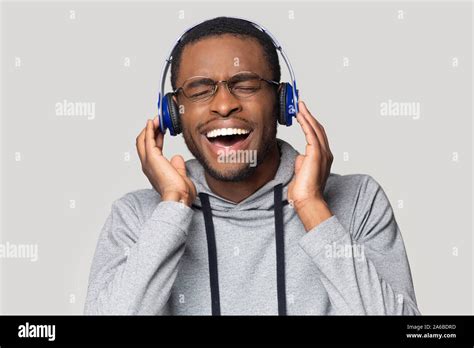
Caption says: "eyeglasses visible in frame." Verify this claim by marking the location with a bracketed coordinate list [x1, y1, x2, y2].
[173, 71, 279, 102]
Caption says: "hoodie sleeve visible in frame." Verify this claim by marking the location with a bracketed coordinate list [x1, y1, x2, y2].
[298, 175, 420, 315]
[84, 196, 194, 315]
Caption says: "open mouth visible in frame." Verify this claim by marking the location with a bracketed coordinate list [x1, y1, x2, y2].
[205, 128, 252, 148]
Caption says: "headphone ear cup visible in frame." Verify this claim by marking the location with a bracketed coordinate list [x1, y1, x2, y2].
[278, 83, 288, 126]
[165, 93, 181, 135]
[278, 83, 296, 127]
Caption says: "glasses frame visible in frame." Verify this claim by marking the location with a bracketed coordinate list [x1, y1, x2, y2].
[172, 71, 280, 102]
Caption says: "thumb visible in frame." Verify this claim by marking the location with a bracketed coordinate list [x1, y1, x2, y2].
[170, 155, 187, 177]
[294, 154, 304, 174]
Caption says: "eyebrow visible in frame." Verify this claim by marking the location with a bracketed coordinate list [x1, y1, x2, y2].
[187, 78, 215, 88]
[229, 72, 257, 82]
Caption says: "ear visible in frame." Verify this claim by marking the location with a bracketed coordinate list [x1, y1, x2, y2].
[277, 83, 283, 94]
[172, 94, 182, 114]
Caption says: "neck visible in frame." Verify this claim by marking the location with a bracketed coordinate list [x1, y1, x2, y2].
[204, 142, 281, 204]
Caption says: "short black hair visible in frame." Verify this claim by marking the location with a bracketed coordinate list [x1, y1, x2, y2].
[170, 17, 281, 90]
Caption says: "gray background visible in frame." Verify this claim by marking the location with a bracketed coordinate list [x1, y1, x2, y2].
[0, 0, 472, 314]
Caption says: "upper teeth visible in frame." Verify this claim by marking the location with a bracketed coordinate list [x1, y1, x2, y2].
[206, 128, 250, 138]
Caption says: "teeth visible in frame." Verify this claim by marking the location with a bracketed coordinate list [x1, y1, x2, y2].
[206, 128, 251, 138]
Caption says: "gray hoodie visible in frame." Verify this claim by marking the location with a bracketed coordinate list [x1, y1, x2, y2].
[84, 138, 420, 315]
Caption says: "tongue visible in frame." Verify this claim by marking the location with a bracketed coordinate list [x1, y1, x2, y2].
[212, 134, 248, 147]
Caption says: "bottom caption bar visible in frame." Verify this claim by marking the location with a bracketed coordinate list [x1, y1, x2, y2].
[0, 315, 473, 346]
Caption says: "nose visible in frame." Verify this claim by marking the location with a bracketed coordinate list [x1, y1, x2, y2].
[209, 81, 242, 117]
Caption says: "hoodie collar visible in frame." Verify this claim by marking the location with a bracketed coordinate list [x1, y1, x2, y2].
[186, 138, 298, 211]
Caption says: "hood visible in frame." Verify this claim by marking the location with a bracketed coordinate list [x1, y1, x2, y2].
[185, 138, 299, 212]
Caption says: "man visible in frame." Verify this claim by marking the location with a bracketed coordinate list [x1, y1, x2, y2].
[84, 17, 420, 315]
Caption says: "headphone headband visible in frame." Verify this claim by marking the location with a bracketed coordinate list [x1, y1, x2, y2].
[158, 17, 299, 134]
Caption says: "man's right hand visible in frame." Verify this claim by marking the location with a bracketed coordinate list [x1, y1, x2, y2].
[136, 117, 197, 207]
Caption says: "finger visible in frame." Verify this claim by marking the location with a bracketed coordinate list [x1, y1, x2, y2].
[317, 121, 330, 151]
[296, 111, 321, 157]
[315, 120, 332, 159]
[153, 116, 164, 150]
[136, 127, 147, 163]
[298, 101, 327, 150]
[300, 103, 332, 182]
[296, 111, 318, 146]
[299, 102, 333, 187]
[315, 119, 333, 163]
[170, 155, 187, 177]
[145, 119, 162, 156]
[299, 101, 329, 155]
[313, 120, 333, 166]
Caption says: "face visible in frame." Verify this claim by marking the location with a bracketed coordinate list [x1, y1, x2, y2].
[174, 34, 279, 182]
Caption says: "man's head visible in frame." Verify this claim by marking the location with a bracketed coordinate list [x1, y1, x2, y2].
[170, 17, 282, 182]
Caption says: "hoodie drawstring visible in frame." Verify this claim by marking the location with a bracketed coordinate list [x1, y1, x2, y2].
[199, 192, 221, 315]
[198, 183, 287, 316]
[273, 183, 287, 315]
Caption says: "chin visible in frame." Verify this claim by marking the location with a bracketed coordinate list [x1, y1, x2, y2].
[205, 161, 258, 182]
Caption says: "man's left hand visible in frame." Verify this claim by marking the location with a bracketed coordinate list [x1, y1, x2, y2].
[288, 100, 334, 231]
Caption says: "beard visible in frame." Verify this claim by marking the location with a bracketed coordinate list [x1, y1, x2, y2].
[183, 118, 278, 182]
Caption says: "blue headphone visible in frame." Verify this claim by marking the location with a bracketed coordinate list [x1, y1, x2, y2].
[157, 17, 299, 136]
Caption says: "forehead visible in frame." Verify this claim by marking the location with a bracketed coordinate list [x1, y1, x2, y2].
[176, 34, 272, 83]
